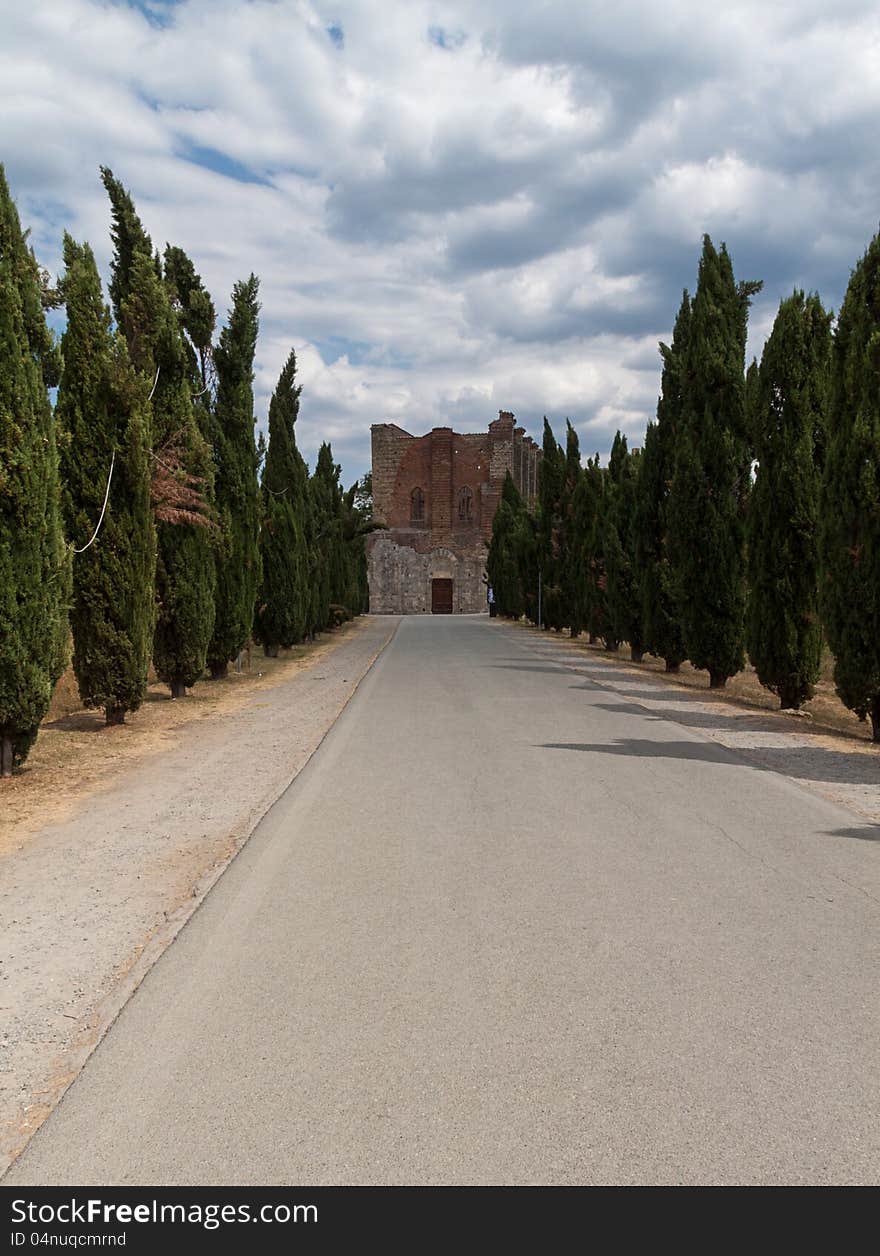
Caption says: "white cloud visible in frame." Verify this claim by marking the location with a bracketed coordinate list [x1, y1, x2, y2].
[1, 0, 878, 478]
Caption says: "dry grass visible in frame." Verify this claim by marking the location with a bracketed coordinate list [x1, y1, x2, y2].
[511, 622, 876, 745]
[0, 622, 364, 853]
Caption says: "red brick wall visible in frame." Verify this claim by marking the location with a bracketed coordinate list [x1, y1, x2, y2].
[368, 413, 540, 613]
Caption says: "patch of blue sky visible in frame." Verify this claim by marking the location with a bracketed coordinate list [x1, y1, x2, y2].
[427, 26, 466, 50]
[327, 23, 344, 49]
[314, 336, 412, 370]
[123, 0, 180, 29]
[176, 140, 272, 187]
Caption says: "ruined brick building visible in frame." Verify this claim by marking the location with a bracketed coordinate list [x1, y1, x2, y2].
[366, 411, 540, 614]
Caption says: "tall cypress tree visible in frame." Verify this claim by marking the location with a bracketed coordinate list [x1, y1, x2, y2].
[748, 292, 831, 710]
[312, 442, 349, 626]
[819, 232, 880, 739]
[667, 236, 761, 687]
[0, 168, 68, 775]
[568, 451, 596, 639]
[339, 482, 369, 618]
[487, 472, 526, 619]
[559, 420, 583, 635]
[536, 417, 565, 629]
[604, 433, 644, 659]
[57, 235, 156, 725]
[255, 350, 310, 655]
[207, 276, 261, 677]
[634, 292, 689, 671]
[101, 168, 216, 697]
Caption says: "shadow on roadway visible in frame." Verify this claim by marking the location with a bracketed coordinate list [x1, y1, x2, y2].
[539, 738, 880, 788]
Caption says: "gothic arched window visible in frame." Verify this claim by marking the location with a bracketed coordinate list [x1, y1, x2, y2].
[410, 486, 425, 522]
[457, 485, 473, 521]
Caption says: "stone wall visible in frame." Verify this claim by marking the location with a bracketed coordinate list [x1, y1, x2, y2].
[368, 412, 539, 614]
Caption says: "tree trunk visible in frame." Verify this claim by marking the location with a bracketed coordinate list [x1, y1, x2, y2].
[708, 669, 728, 689]
[588, 633, 597, 644]
[1, 734, 12, 778]
[779, 687, 800, 712]
[209, 661, 228, 680]
[630, 647, 644, 663]
[871, 695, 880, 744]
[665, 660, 681, 674]
[170, 678, 187, 699]
[264, 644, 279, 659]
[605, 639, 619, 653]
[105, 704, 126, 726]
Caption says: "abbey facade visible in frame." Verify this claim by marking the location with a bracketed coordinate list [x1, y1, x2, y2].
[366, 411, 540, 614]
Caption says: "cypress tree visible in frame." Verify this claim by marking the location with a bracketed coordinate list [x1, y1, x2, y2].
[101, 168, 216, 697]
[312, 442, 349, 626]
[568, 451, 596, 639]
[536, 417, 565, 629]
[254, 350, 309, 655]
[57, 235, 156, 725]
[0, 168, 68, 774]
[634, 292, 689, 671]
[667, 236, 761, 687]
[206, 276, 261, 678]
[163, 245, 216, 389]
[487, 472, 526, 618]
[819, 232, 880, 739]
[559, 420, 583, 635]
[339, 482, 369, 618]
[579, 457, 607, 643]
[604, 433, 644, 660]
[747, 292, 830, 710]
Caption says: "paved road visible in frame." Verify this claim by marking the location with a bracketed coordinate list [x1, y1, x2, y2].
[6, 616, 880, 1184]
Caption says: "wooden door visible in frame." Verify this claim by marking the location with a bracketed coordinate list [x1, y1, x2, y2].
[431, 578, 453, 614]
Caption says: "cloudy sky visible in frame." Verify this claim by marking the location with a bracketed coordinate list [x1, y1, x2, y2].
[2, 0, 878, 483]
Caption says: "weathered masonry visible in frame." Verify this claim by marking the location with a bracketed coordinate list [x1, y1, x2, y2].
[367, 411, 540, 614]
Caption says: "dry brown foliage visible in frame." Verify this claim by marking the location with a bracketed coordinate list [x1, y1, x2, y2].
[150, 430, 216, 529]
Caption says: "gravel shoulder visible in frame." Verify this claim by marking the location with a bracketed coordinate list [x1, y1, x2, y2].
[0, 615, 399, 1172]
[506, 621, 880, 828]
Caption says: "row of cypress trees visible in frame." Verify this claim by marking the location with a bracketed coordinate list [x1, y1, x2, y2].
[0, 166, 368, 776]
[488, 231, 880, 740]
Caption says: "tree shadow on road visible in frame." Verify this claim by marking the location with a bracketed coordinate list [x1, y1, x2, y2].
[539, 738, 880, 788]
[588, 699, 790, 735]
[493, 662, 574, 674]
[823, 826, 880, 842]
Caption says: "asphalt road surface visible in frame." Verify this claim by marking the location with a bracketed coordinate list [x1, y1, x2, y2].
[6, 616, 880, 1185]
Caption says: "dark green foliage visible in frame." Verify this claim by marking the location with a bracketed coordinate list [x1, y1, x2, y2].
[634, 292, 689, 671]
[580, 455, 607, 642]
[206, 276, 261, 677]
[311, 442, 362, 626]
[0, 166, 68, 773]
[342, 481, 370, 617]
[536, 417, 566, 629]
[487, 473, 526, 618]
[57, 235, 156, 724]
[559, 421, 584, 635]
[747, 292, 830, 710]
[567, 452, 600, 639]
[163, 245, 216, 387]
[102, 168, 216, 697]
[667, 236, 761, 687]
[819, 232, 880, 738]
[254, 350, 310, 654]
[603, 433, 644, 659]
